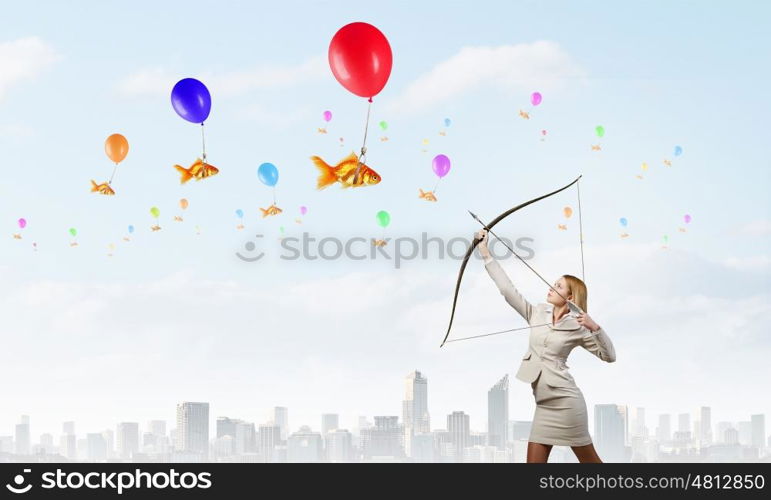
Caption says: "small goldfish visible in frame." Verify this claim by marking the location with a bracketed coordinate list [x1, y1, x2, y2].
[260, 204, 283, 218]
[678, 227, 686, 233]
[310, 152, 381, 189]
[173, 158, 219, 184]
[519, 110, 530, 120]
[557, 224, 568, 231]
[90, 180, 115, 196]
[151, 225, 161, 232]
[70, 242, 78, 247]
[371, 238, 388, 247]
[635, 175, 644, 180]
[591, 144, 602, 151]
[438, 131, 447, 136]
[663, 159, 672, 167]
[317, 127, 327, 134]
[13, 233, 22, 239]
[294, 218, 302, 224]
[174, 215, 184, 222]
[236, 224, 245, 230]
[122, 237, 130, 242]
[419, 189, 437, 202]
[380, 136, 389, 142]
[620, 233, 629, 238]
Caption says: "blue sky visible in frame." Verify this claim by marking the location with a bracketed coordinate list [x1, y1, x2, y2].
[1, 1, 769, 439]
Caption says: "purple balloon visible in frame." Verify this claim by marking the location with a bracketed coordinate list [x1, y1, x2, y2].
[684, 214, 692, 224]
[300, 206, 308, 215]
[18, 218, 26, 229]
[323, 110, 332, 122]
[171, 78, 212, 124]
[531, 92, 542, 106]
[432, 154, 451, 178]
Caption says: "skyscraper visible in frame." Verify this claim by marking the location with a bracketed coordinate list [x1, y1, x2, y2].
[751, 414, 766, 455]
[595, 404, 628, 462]
[176, 402, 209, 458]
[116, 422, 139, 460]
[656, 414, 671, 443]
[700, 407, 712, 447]
[14, 415, 30, 455]
[272, 407, 289, 441]
[487, 374, 509, 450]
[321, 414, 339, 437]
[403, 370, 430, 457]
[360, 416, 403, 459]
[447, 411, 470, 463]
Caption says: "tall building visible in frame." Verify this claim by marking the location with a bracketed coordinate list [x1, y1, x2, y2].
[751, 414, 766, 455]
[326, 429, 354, 462]
[510, 421, 532, 441]
[272, 407, 289, 441]
[148, 420, 166, 439]
[594, 404, 628, 462]
[700, 407, 712, 447]
[116, 422, 139, 460]
[447, 411, 470, 463]
[287, 426, 323, 462]
[403, 370, 430, 457]
[360, 416, 403, 459]
[487, 375, 509, 450]
[321, 414, 339, 437]
[87, 433, 107, 461]
[60, 433, 77, 459]
[62, 421, 75, 436]
[176, 402, 209, 458]
[14, 415, 30, 455]
[258, 424, 282, 463]
[656, 414, 671, 443]
[678, 413, 691, 434]
[632, 407, 647, 438]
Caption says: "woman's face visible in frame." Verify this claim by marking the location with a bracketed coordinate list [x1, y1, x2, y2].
[546, 276, 571, 306]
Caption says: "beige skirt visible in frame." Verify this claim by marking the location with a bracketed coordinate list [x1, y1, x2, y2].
[529, 371, 593, 446]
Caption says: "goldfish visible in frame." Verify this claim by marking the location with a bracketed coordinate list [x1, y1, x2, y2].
[317, 127, 327, 134]
[438, 131, 447, 136]
[635, 175, 644, 180]
[260, 204, 283, 218]
[13, 233, 22, 239]
[663, 159, 672, 167]
[620, 233, 629, 238]
[69, 242, 78, 247]
[122, 237, 130, 242]
[151, 225, 161, 232]
[294, 218, 302, 224]
[591, 144, 602, 151]
[90, 180, 115, 196]
[173, 158, 219, 184]
[236, 223, 245, 230]
[380, 136, 389, 142]
[174, 215, 184, 222]
[518, 110, 530, 119]
[419, 189, 437, 202]
[557, 224, 568, 231]
[678, 227, 686, 233]
[310, 152, 381, 189]
[371, 238, 388, 247]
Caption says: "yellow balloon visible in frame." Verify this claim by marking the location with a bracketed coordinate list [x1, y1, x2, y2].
[641, 162, 648, 171]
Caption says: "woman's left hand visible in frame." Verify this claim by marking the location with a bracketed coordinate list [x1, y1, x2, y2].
[577, 312, 600, 332]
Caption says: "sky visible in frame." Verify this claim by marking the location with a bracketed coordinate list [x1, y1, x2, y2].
[1, 0, 770, 440]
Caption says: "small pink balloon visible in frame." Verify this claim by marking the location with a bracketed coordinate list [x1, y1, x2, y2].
[531, 92, 542, 106]
[300, 206, 308, 215]
[323, 110, 332, 122]
[541, 129, 547, 135]
[18, 218, 27, 229]
[684, 214, 692, 224]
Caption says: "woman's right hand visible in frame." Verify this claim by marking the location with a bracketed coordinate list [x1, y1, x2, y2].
[475, 229, 491, 258]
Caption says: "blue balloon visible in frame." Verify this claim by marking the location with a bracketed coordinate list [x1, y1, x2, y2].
[128, 224, 135, 234]
[258, 162, 279, 187]
[171, 78, 211, 124]
[619, 217, 628, 227]
[235, 209, 244, 218]
[444, 118, 451, 127]
[674, 145, 683, 157]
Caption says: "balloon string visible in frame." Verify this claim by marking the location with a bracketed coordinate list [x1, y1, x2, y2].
[109, 163, 118, 184]
[577, 178, 585, 282]
[201, 123, 207, 164]
[433, 177, 442, 193]
[353, 99, 372, 184]
[273, 186, 276, 205]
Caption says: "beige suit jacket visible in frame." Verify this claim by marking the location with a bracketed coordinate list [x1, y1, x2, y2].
[483, 255, 616, 387]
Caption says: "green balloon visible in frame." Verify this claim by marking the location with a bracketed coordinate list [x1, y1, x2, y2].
[69, 228, 77, 237]
[150, 206, 160, 218]
[379, 120, 388, 131]
[595, 125, 605, 138]
[376, 210, 390, 228]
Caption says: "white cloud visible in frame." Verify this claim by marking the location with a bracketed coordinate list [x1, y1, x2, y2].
[737, 219, 771, 237]
[386, 41, 586, 114]
[722, 255, 771, 272]
[116, 55, 326, 97]
[0, 37, 60, 101]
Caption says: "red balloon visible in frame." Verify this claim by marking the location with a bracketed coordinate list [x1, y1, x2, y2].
[328, 22, 393, 100]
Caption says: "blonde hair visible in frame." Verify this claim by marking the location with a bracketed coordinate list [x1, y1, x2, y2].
[562, 274, 587, 312]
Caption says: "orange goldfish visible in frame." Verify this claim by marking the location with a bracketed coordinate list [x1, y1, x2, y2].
[173, 158, 219, 184]
[620, 233, 629, 238]
[519, 110, 530, 120]
[419, 189, 437, 202]
[557, 224, 568, 231]
[90, 180, 115, 195]
[438, 131, 447, 136]
[236, 223, 245, 230]
[591, 144, 602, 151]
[317, 127, 328, 134]
[260, 204, 283, 218]
[310, 152, 381, 189]
[678, 227, 686, 233]
[371, 238, 388, 247]
[151, 225, 161, 232]
[663, 159, 672, 167]
[12, 233, 22, 239]
[635, 175, 644, 180]
[174, 215, 184, 222]
[122, 236, 130, 242]
[69, 242, 78, 247]
[380, 136, 389, 142]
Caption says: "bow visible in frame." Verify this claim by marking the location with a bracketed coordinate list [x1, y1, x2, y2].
[439, 175, 583, 348]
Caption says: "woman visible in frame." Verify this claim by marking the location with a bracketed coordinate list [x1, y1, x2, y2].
[475, 228, 616, 463]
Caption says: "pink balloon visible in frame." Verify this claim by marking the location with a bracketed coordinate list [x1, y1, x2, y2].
[432, 154, 451, 178]
[541, 129, 547, 135]
[300, 206, 308, 215]
[18, 218, 26, 229]
[684, 214, 692, 224]
[323, 110, 332, 122]
[531, 92, 542, 106]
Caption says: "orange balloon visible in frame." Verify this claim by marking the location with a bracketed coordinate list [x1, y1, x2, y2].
[179, 198, 189, 210]
[563, 206, 573, 218]
[105, 133, 129, 163]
